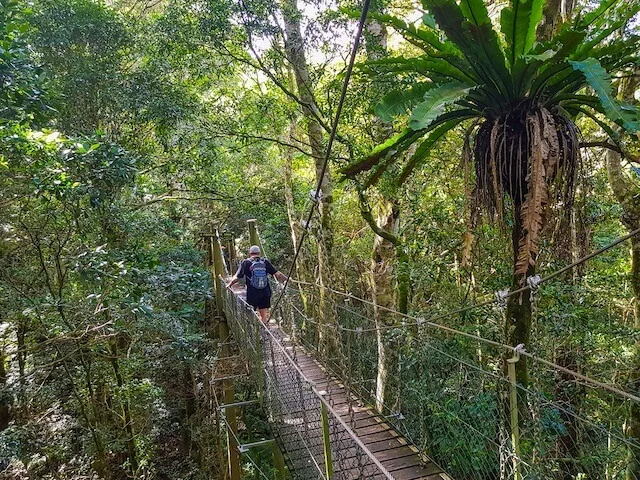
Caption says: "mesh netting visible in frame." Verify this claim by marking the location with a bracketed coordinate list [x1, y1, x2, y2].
[275, 282, 640, 480]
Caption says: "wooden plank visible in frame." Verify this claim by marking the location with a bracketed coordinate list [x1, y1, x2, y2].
[359, 429, 400, 444]
[382, 454, 424, 472]
[305, 371, 329, 382]
[332, 410, 379, 422]
[294, 357, 320, 366]
[332, 465, 389, 480]
[391, 463, 444, 480]
[356, 422, 392, 436]
[365, 437, 408, 453]
[375, 445, 419, 463]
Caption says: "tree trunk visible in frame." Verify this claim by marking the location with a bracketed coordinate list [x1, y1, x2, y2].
[109, 341, 139, 474]
[361, 0, 411, 413]
[283, 123, 300, 256]
[0, 346, 9, 431]
[372, 202, 400, 412]
[282, 0, 334, 352]
[281, 0, 332, 251]
[536, 0, 564, 41]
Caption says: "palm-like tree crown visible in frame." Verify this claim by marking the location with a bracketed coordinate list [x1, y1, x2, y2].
[344, 0, 639, 277]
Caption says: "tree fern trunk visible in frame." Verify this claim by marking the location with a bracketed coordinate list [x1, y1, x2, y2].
[506, 203, 532, 389]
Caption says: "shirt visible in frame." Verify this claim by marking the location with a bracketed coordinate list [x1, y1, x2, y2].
[236, 257, 278, 296]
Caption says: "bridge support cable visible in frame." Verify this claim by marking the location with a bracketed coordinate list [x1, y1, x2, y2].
[287, 272, 640, 404]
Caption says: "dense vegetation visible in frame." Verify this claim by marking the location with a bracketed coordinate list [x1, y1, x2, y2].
[0, 0, 639, 479]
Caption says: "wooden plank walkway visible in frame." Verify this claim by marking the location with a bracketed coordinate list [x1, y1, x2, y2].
[273, 327, 451, 480]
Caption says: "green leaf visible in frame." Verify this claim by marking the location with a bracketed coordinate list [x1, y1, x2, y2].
[522, 49, 556, 62]
[569, 58, 640, 132]
[341, 129, 422, 177]
[422, 13, 436, 28]
[362, 110, 478, 186]
[368, 11, 460, 57]
[424, 0, 511, 98]
[398, 118, 468, 184]
[574, 15, 636, 60]
[500, 0, 545, 66]
[408, 83, 471, 130]
[362, 56, 473, 83]
[375, 83, 434, 122]
[578, 0, 620, 29]
[459, 0, 492, 26]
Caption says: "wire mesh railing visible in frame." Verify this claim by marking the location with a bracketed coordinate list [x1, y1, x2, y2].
[222, 281, 394, 480]
[274, 282, 640, 480]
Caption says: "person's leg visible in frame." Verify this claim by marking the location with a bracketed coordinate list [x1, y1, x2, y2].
[256, 291, 271, 323]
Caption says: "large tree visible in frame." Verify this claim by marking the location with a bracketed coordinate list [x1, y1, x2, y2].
[343, 0, 640, 388]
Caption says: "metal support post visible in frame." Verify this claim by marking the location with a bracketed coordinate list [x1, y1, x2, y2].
[224, 378, 241, 480]
[218, 320, 230, 353]
[272, 441, 287, 480]
[507, 350, 522, 480]
[202, 235, 218, 338]
[320, 400, 334, 479]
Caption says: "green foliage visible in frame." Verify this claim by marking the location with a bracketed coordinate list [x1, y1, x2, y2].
[375, 83, 434, 123]
[342, 0, 640, 182]
[570, 58, 640, 131]
[1, 0, 639, 478]
[500, 0, 545, 66]
[0, 0, 48, 125]
[408, 83, 472, 130]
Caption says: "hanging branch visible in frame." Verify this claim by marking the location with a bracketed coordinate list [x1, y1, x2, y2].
[356, 187, 400, 246]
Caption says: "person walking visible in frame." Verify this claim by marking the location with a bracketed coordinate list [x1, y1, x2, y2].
[227, 245, 287, 322]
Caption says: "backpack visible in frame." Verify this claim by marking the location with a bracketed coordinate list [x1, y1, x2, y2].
[248, 258, 268, 289]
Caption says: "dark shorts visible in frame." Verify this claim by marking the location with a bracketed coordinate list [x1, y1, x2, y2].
[247, 288, 271, 310]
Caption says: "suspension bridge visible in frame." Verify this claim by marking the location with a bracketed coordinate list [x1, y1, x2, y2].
[223, 280, 451, 480]
[204, 222, 640, 480]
